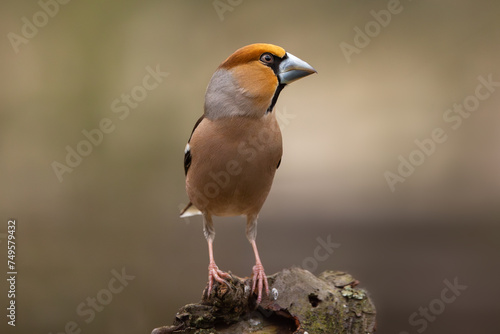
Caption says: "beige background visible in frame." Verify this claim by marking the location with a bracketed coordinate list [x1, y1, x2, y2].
[1, 0, 499, 333]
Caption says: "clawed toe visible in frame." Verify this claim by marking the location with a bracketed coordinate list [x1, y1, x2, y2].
[252, 263, 269, 304]
[207, 262, 231, 296]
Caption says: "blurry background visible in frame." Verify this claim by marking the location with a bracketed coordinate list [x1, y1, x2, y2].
[1, 0, 499, 333]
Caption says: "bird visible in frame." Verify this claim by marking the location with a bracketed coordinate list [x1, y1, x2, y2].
[180, 43, 316, 304]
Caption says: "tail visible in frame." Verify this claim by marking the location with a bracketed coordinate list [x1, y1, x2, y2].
[180, 202, 202, 218]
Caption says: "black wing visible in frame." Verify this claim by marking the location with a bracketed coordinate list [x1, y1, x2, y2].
[184, 115, 204, 175]
[184, 147, 192, 175]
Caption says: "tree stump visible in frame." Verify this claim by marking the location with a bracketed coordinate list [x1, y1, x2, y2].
[151, 267, 376, 334]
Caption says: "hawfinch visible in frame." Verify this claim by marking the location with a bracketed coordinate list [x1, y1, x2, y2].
[181, 43, 316, 304]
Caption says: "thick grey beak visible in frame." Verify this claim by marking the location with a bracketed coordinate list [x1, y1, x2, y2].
[278, 52, 317, 84]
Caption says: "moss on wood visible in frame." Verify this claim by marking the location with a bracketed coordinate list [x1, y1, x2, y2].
[151, 267, 376, 334]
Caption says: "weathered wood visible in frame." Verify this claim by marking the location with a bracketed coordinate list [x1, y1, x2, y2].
[152, 267, 376, 334]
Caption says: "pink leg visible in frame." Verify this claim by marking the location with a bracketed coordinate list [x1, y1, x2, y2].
[250, 240, 269, 304]
[207, 239, 231, 296]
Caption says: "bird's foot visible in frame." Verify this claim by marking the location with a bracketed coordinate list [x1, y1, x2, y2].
[251, 263, 269, 304]
[207, 262, 231, 296]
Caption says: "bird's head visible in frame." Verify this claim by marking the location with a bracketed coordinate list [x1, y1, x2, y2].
[204, 43, 316, 119]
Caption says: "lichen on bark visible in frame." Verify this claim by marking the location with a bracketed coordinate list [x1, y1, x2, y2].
[152, 267, 376, 334]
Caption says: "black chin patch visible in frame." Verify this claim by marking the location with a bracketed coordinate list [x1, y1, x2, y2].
[267, 83, 286, 113]
[264, 53, 287, 113]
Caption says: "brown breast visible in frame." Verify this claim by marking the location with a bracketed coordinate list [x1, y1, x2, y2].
[186, 114, 282, 216]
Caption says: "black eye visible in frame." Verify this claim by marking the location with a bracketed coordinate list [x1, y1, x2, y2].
[260, 53, 274, 64]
